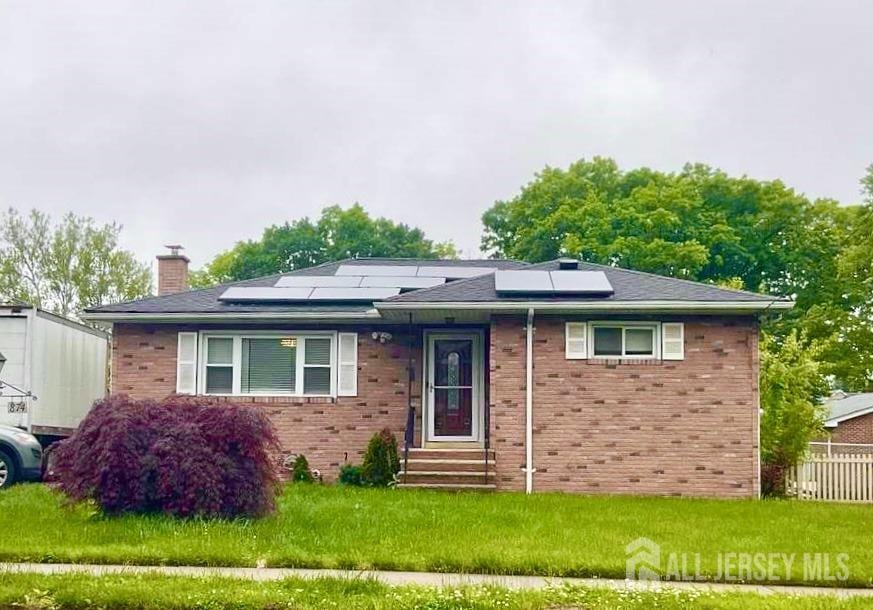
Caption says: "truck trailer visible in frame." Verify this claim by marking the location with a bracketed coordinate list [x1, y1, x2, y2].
[0, 303, 108, 442]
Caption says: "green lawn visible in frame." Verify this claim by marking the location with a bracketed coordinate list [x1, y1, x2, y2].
[0, 573, 868, 610]
[1, 484, 871, 588]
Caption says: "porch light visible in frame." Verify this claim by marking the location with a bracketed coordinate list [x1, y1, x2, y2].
[0, 350, 5, 376]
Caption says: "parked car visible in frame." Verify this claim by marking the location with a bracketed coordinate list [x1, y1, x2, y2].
[0, 424, 43, 488]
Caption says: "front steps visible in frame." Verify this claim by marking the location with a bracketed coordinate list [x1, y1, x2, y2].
[397, 448, 497, 491]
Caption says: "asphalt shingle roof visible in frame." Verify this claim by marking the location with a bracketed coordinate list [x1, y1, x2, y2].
[385, 260, 785, 304]
[85, 258, 527, 314]
[825, 393, 873, 425]
[85, 257, 788, 316]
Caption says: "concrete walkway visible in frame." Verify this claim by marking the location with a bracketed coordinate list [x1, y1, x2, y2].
[2, 562, 873, 599]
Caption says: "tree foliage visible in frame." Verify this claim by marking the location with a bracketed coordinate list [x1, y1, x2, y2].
[0, 208, 151, 318]
[191, 204, 457, 287]
[808, 165, 873, 390]
[482, 157, 870, 390]
[759, 332, 828, 468]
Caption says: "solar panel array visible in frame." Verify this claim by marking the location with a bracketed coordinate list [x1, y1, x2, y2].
[220, 264, 503, 303]
[494, 270, 614, 296]
[335, 264, 496, 279]
[219, 286, 400, 302]
[276, 275, 445, 289]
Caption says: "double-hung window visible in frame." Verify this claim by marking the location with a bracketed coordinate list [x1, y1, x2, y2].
[200, 332, 337, 396]
[205, 337, 234, 393]
[590, 323, 658, 359]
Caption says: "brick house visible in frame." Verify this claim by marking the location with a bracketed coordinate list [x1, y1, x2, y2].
[823, 392, 873, 445]
[83, 253, 793, 498]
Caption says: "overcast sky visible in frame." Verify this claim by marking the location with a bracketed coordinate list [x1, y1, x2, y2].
[1, 1, 871, 270]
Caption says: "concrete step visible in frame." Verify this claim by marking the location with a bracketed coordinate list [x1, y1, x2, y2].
[399, 471, 495, 486]
[402, 459, 496, 472]
[406, 448, 495, 461]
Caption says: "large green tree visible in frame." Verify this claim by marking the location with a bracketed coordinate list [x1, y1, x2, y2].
[191, 204, 457, 287]
[0, 208, 151, 318]
[482, 157, 849, 301]
[759, 331, 829, 468]
[482, 157, 867, 388]
[804, 165, 873, 390]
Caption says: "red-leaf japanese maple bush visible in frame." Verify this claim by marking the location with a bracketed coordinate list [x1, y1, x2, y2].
[53, 395, 281, 518]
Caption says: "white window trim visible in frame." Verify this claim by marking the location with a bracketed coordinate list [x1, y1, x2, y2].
[198, 330, 337, 398]
[588, 321, 661, 360]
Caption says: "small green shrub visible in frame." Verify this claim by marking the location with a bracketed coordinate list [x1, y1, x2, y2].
[290, 454, 314, 483]
[338, 464, 364, 486]
[361, 428, 400, 487]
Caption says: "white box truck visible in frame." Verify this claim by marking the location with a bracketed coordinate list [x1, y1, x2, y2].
[0, 303, 108, 441]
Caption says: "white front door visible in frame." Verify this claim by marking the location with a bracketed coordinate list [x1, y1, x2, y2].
[426, 332, 483, 442]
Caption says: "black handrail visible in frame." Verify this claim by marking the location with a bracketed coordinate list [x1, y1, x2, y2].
[403, 404, 415, 483]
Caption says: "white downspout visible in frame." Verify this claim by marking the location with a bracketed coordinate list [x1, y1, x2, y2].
[525, 307, 535, 494]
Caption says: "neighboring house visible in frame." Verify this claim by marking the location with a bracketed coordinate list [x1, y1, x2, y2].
[82, 251, 793, 498]
[824, 392, 873, 445]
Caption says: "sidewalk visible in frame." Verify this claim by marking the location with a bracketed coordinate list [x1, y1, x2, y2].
[2, 562, 873, 599]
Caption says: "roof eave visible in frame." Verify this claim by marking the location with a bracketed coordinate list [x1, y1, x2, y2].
[825, 405, 873, 427]
[376, 299, 794, 314]
[80, 310, 383, 323]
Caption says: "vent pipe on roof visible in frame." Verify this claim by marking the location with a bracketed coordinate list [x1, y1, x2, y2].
[557, 258, 579, 270]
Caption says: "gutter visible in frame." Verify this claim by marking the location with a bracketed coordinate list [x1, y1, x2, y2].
[377, 299, 794, 313]
[80, 310, 383, 323]
[524, 307, 535, 494]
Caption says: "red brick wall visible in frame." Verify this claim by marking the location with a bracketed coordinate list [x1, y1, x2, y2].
[157, 256, 189, 295]
[829, 413, 873, 444]
[112, 315, 760, 496]
[489, 315, 760, 498]
[111, 324, 420, 480]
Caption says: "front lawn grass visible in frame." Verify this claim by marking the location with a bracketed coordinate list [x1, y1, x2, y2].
[1, 483, 871, 587]
[0, 573, 868, 610]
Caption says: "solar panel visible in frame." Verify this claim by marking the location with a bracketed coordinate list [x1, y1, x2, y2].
[335, 264, 415, 277]
[309, 287, 400, 300]
[494, 270, 553, 293]
[219, 287, 314, 301]
[360, 276, 446, 289]
[275, 276, 363, 288]
[549, 271, 613, 295]
[493, 270, 614, 296]
[219, 285, 400, 302]
[417, 266, 496, 279]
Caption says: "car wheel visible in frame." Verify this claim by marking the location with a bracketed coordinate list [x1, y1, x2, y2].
[0, 450, 16, 489]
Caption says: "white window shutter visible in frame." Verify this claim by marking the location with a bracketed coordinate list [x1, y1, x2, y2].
[337, 332, 358, 396]
[662, 323, 685, 360]
[176, 332, 198, 394]
[565, 322, 588, 359]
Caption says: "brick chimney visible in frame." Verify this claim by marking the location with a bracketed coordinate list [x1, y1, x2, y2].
[157, 245, 190, 295]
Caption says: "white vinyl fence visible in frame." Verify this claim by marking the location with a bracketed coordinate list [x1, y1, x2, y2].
[787, 452, 873, 502]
